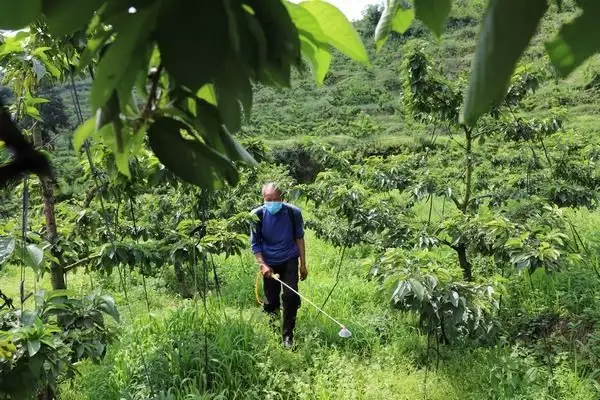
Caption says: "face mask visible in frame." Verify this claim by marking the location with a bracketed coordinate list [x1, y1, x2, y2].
[264, 201, 283, 215]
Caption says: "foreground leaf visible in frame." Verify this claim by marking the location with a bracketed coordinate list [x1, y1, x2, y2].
[375, 0, 415, 50]
[99, 294, 120, 322]
[148, 117, 239, 188]
[299, 0, 369, 65]
[27, 339, 41, 357]
[0, 0, 42, 29]
[461, 0, 548, 125]
[546, 2, 600, 77]
[42, 0, 104, 36]
[286, 1, 332, 84]
[0, 237, 15, 265]
[414, 0, 451, 38]
[91, 6, 158, 110]
[299, 35, 332, 85]
[24, 244, 44, 273]
[73, 117, 96, 152]
[156, 0, 228, 91]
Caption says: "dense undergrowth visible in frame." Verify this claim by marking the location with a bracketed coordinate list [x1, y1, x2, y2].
[2, 225, 599, 399]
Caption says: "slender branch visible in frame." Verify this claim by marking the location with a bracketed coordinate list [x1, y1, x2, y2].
[445, 122, 467, 150]
[82, 185, 100, 209]
[64, 254, 101, 272]
[320, 243, 347, 311]
[142, 64, 163, 119]
[427, 194, 434, 225]
[449, 193, 462, 210]
[539, 137, 553, 167]
[467, 193, 496, 206]
[461, 125, 473, 214]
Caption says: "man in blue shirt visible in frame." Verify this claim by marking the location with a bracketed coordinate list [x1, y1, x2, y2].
[250, 182, 308, 348]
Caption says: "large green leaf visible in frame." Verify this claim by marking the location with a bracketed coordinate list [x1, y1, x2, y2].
[375, 0, 415, 50]
[285, 1, 331, 84]
[156, 0, 229, 91]
[28, 354, 44, 378]
[0, 38, 25, 57]
[26, 339, 41, 357]
[285, 2, 328, 47]
[299, 35, 332, 85]
[414, 0, 452, 38]
[299, 0, 369, 65]
[116, 44, 151, 115]
[98, 294, 120, 322]
[91, 6, 158, 110]
[148, 117, 239, 188]
[73, 116, 96, 152]
[214, 57, 252, 133]
[247, 0, 301, 87]
[24, 244, 44, 274]
[198, 85, 217, 106]
[42, 0, 104, 36]
[179, 99, 256, 165]
[78, 29, 113, 73]
[0, 237, 15, 265]
[409, 278, 426, 301]
[461, 0, 548, 125]
[0, 0, 42, 29]
[546, 3, 600, 77]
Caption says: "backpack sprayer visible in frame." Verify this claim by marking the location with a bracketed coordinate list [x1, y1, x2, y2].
[266, 272, 352, 338]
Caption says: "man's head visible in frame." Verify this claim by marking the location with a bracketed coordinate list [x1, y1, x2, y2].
[262, 182, 283, 202]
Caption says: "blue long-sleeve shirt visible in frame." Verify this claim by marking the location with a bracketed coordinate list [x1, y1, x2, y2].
[250, 203, 304, 265]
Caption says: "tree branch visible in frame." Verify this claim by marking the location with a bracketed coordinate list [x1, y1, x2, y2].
[64, 254, 101, 272]
[142, 64, 163, 119]
[0, 104, 51, 187]
[449, 193, 462, 210]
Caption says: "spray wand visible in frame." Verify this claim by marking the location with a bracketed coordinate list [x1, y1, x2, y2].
[271, 273, 352, 338]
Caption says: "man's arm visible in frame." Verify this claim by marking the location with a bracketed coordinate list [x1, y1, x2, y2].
[250, 213, 271, 277]
[296, 237, 308, 281]
[254, 251, 272, 278]
[294, 208, 308, 281]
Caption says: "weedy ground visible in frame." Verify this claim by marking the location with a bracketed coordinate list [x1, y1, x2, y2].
[3, 225, 599, 399]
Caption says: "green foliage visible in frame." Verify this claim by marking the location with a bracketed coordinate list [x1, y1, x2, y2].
[462, 0, 548, 124]
[546, 2, 600, 77]
[2, 2, 600, 399]
[0, 290, 118, 399]
[414, 0, 452, 38]
[375, 1, 415, 50]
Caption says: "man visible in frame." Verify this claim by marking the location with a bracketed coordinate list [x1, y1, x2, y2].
[250, 182, 308, 348]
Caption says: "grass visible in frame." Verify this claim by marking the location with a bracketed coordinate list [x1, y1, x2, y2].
[3, 229, 599, 399]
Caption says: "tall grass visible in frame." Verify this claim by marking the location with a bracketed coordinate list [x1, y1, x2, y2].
[51, 231, 600, 399]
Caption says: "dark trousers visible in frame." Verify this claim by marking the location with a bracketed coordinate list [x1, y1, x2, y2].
[263, 258, 301, 340]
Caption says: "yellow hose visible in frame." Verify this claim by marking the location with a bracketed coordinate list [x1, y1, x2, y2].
[255, 270, 264, 305]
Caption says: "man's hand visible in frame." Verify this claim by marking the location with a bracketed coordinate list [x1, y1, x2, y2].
[260, 263, 272, 278]
[300, 263, 308, 281]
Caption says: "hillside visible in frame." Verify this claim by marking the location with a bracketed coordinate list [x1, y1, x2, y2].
[43, 1, 596, 153]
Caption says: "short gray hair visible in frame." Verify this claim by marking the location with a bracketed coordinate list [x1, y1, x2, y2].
[262, 182, 282, 196]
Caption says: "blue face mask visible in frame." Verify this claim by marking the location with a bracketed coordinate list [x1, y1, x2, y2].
[264, 201, 283, 215]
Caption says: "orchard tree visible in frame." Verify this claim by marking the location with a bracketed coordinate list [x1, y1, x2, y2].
[375, 0, 600, 125]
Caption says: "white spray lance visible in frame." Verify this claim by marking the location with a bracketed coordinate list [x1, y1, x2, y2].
[271, 273, 352, 338]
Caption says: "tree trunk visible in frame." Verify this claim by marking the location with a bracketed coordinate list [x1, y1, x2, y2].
[461, 126, 473, 214]
[32, 127, 65, 290]
[174, 262, 191, 298]
[455, 245, 472, 282]
[36, 385, 54, 400]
